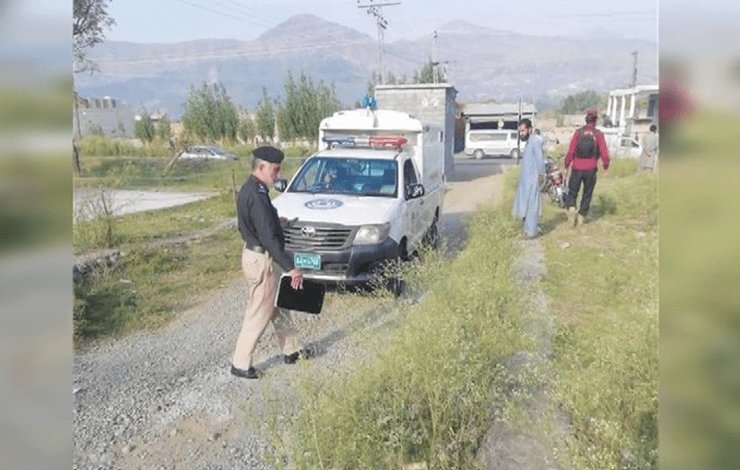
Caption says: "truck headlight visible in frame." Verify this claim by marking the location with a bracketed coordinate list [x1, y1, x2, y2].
[353, 223, 391, 245]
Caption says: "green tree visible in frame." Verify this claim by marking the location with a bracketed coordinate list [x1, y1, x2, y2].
[156, 114, 171, 141]
[181, 82, 239, 143]
[134, 111, 155, 143]
[238, 113, 256, 144]
[73, 0, 116, 73]
[559, 90, 602, 115]
[414, 61, 435, 84]
[255, 87, 276, 141]
[278, 71, 339, 143]
[316, 82, 340, 128]
[73, 0, 116, 175]
[366, 70, 381, 96]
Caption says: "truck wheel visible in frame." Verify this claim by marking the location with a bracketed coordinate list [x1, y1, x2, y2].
[510, 148, 520, 159]
[387, 241, 407, 298]
[473, 149, 484, 160]
[423, 215, 440, 251]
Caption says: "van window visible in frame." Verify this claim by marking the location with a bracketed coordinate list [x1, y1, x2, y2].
[403, 160, 418, 199]
[620, 138, 640, 148]
[289, 157, 398, 197]
[469, 132, 507, 142]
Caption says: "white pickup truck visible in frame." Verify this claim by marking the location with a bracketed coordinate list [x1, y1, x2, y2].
[272, 108, 445, 293]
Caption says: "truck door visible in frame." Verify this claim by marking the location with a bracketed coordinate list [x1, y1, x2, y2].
[402, 158, 424, 250]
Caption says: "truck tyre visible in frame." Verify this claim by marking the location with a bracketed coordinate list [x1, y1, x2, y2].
[387, 240, 407, 298]
[473, 149, 484, 160]
[423, 215, 440, 251]
[510, 148, 520, 159]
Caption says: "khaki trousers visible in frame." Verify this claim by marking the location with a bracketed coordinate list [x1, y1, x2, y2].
[232, 248, 301, 369]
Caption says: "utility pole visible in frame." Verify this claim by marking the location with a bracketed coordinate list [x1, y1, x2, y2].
[357, 0, 401, 85]
[631, 50, 638, 88]
[431, 30, 439, 83]
[516, 97, 523, 165]
[73, 90, 82, 176]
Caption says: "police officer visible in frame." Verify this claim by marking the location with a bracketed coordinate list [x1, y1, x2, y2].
[231, 146, 307, 379]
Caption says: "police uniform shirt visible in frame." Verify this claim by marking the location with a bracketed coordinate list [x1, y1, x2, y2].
[237, 175, 294, 271]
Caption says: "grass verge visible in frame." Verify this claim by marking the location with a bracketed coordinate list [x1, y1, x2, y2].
[272, 204, 528, 468]
[73, 229, 243, 346]
[538, 159, 658, 469]
[74, 153, 304, 191]
[73, 155, 303, 345]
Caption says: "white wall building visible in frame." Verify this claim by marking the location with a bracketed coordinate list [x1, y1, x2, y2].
[74, 95, 136, 138]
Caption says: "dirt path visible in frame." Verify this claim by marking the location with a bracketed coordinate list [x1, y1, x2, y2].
[476, 237, 570, 469]
[73, 170, 508, 470]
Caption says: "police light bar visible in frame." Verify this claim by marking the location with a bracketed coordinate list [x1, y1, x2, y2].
[322, 134, 407, 149]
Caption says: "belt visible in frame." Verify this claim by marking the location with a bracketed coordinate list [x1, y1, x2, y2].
[244, 243, 266, 254]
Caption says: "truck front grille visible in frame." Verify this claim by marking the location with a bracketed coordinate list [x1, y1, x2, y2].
[284, 224, 354, 250]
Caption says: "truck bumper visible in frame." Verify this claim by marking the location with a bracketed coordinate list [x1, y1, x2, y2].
[286, 238, 400, 286]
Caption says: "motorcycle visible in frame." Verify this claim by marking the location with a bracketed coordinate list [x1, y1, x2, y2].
[541, 157, 568, 207]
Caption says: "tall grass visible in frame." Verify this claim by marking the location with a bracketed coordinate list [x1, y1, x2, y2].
[76, 135, 317, 159]
[75, 153, 304, 191]
[539, 159, 658, 469]
[276, 206, 527, 468]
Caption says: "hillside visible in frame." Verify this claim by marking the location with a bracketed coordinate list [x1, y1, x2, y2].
[74, 15, 657, 117]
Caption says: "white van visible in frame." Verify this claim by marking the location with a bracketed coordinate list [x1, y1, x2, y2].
[464, 129, 521, 159]
[271, 108, 445, 293]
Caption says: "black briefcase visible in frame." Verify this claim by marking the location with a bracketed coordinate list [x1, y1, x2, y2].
[275, 275, 326, 314]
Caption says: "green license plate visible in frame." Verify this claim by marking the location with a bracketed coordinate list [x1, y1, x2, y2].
[294, 252, 321, 270]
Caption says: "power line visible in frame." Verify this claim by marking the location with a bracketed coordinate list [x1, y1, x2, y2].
[90, 39, 375, 67]
[357, 0, 401, 83]
[175, 0, 254, 25]
[177, 0, 369, 50]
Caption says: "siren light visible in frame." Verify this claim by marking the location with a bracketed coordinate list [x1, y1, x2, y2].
[322, 134, 407, 149]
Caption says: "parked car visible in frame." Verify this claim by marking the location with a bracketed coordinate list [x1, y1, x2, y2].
[613, 136, 643, 158]
[464, 129, 522, 159]
[599, 129, 644, 159]
[179, 145, 237, 161]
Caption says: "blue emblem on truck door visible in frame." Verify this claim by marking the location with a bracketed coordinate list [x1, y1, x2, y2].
[305, 198, 343, 210]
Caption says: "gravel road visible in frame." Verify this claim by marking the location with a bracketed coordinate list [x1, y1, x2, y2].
[73, 189, 216, 223]
[73, 167, 507, 470]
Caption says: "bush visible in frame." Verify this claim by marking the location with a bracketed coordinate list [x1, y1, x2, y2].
[280, 206, 526, 468]
[77, 136, 170, 157]
[539, 161, 658, 469]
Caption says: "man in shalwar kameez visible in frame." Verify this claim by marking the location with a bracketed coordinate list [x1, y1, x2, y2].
[512, 118, 545, 238]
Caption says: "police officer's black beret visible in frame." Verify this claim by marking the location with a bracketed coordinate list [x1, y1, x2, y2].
[252, 146, 284, 163]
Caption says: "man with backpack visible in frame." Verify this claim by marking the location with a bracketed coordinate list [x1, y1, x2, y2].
[564, 108, 610, 226]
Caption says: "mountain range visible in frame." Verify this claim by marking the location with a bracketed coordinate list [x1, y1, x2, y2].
[74, 14, 658, 118]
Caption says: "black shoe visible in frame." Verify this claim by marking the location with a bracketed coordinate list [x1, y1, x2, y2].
[230, 364, 260, 379]
[284, 348, 314, 364]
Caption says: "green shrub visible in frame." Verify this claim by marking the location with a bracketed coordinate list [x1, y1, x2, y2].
[539, 164, 658, 469]
[280, 206, 526, 468]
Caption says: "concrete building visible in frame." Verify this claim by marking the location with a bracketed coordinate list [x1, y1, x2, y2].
[374, 83, 458, 179]
[604, 85, 659, 134]
[460, 102, 537, 133]
[74, 95, 136, 138]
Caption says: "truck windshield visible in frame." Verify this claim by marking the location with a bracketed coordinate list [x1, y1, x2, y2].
[288, 157, 398, 198]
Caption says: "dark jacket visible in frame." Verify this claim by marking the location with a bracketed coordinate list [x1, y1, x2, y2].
[237, 175, 293, 271]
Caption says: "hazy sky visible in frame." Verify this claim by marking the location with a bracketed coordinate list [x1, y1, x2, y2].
[99, 0, 658, 44]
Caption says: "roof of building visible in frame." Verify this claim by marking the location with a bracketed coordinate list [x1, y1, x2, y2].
[375, 83, 457, 91]
[461, 102, 538, 117]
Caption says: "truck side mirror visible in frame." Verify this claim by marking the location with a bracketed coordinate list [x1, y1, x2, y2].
[406, 183, 425, 200]
[274, 178, 288, 192]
